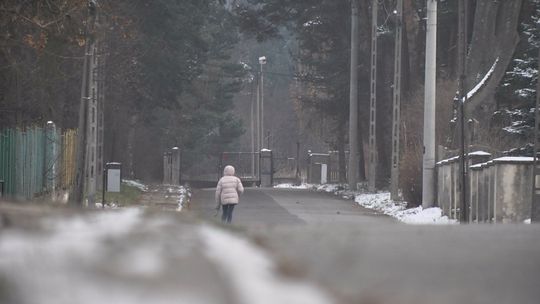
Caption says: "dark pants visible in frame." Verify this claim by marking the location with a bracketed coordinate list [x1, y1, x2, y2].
[221, 204, 235, 223]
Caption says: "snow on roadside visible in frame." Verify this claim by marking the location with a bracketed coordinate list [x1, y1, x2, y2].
[0, 208, 144, 268]
[199, 225, 333, 304]
[275, 183, 455, 224]
[274, 183, 346, 194]
[274, 183, 313, 189]
[162, 184, 191, 212]
[175, 186, 191, 212]
[355, 192, 457, 225]
[0, 209, 208, 304]
[123, 179, 148, 192]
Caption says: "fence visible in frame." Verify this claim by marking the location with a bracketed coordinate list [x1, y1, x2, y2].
[220, 152, 260, 181]
[436, 151, 534, 223]
[307, 151, 348, 184]
[0, 125, 77, 200]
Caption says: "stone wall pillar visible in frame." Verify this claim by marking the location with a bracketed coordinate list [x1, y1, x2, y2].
[260, 149, 273, 187]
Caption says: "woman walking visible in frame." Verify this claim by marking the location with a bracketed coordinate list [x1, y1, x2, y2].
[215, 165, 244, 223]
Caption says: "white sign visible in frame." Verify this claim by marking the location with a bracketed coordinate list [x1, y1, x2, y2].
[107, 169, 121, 192]
[321, 164, 328, 184]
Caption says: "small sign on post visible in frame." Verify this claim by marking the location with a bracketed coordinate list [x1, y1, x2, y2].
[102, 162, 121, 208]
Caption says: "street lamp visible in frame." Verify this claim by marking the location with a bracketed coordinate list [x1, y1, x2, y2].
[259, 56, 266, 150]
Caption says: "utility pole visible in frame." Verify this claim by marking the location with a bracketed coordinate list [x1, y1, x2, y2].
[531, 46, 540, 222]
[422, 0, 437, 208]
[296, 141, 301, 185]
[97, 29, 106, 200]
[259, 56, 266, 149]
[390, 0, 403, 201]
[348, 0, 360, 191]
[71, 0, 97, 206]
[251, 82, 255, 177]
[86, 29, 99, 207]
[256, 69, 260, 175]
[367, 0, 378, 192]
[458, 0, 468, 222]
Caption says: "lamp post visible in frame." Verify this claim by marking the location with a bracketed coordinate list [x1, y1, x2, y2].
[259, 56, 267, 149]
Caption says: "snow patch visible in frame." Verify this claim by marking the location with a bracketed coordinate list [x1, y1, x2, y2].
[123, 179, 148, 192]
[199, 226, 333, 304]
[462, 57, 499, 103]
[493, 156, 534, 163]
[275, 183, 455, 224]
[468, 151, 491, 156]
[163, 185, 191, 212]
[354, 192, 457, 225]
[274, 183, 313, 189]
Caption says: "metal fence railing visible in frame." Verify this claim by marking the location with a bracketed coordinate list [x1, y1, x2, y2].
[220, 152, 260, 181]
[0, 125, 77, 200]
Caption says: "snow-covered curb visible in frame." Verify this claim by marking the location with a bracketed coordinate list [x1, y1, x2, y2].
[276, 183, 456, 225]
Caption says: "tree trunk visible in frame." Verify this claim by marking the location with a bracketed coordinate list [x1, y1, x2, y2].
[403, 0, 422, 83]
[465, 0, 522, 124]
[126, 113, 138, 179]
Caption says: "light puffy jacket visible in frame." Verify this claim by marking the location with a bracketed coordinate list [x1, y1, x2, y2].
[215, 165, 244, 205]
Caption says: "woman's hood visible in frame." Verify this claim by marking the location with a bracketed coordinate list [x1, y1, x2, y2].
[223, 165, 235, 176]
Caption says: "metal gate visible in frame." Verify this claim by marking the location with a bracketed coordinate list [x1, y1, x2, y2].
[273, 153, 296, 182]
[220, 152, 260, 183]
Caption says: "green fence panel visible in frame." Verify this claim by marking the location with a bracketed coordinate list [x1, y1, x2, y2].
[1, 125, 73, 200]
[45, 125, 59, 192]
[0, 129, 16, 196]
[15, 129, 23, 199]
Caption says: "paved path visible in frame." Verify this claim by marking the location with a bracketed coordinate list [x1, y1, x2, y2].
[2, 187, 540, 304]
[190, 187, 391, 227]
[190, 187, 540, 304]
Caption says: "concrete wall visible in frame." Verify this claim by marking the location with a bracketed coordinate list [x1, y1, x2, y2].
[492, 158, 533, 223]
[436, 154, 534, 223]
[436, 152, 490, 221]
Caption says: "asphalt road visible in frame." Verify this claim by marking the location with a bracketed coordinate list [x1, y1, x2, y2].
[190, 187, 540, 304]
[190, 187, 392, 227]
[1, 187, 539, 304]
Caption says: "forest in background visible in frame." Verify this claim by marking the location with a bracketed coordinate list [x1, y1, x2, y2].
[236, 0, 540, 203]
[0, 0, 246, 181]
[1, 0, 539, 204]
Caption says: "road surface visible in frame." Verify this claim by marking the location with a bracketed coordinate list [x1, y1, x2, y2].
[190, 187, 391, 227]
[0, 186, 539, 304]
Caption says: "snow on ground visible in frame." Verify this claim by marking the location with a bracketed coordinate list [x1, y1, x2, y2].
[354, 192, 457, 225]
[0, 209, 215, 304]
[274, 183, 313, 189]
[199, 225, 333, 304]
[276, 183, 456, 224]
[123, 179, 148, 192]
[0, 208, 158, 304]
[163, 185, 191, 211]
[275, 183, 345, 193]
[94, 202, 119, 209]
